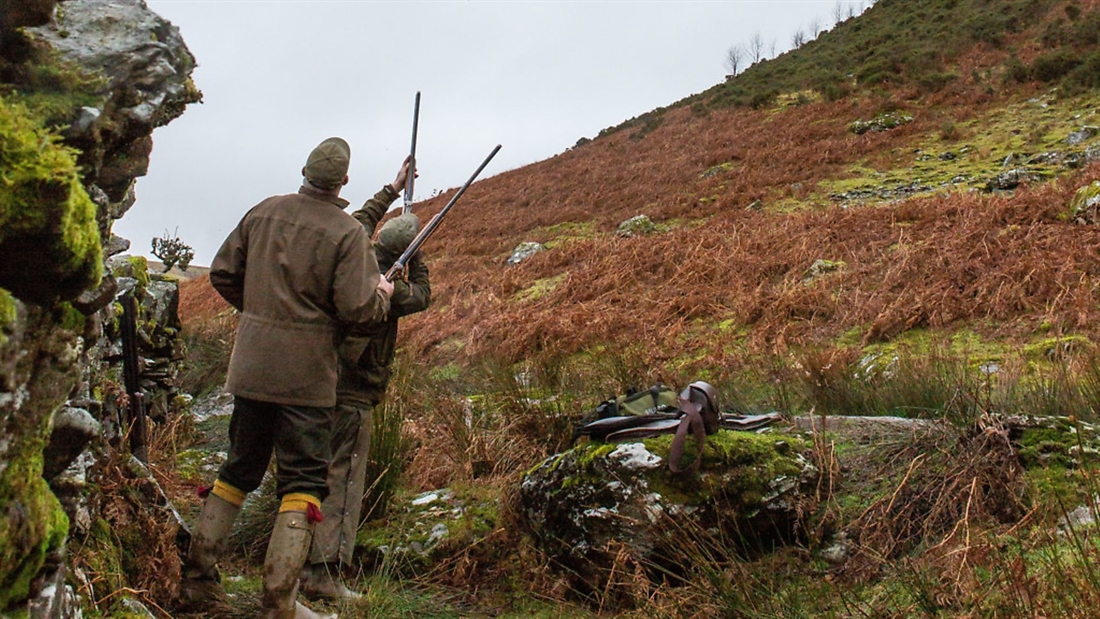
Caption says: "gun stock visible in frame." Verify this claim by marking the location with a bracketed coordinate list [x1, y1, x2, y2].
[386, 144, 502, 282]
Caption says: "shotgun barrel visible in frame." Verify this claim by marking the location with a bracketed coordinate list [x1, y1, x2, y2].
[120, 292, 148, 462]
[386, 144, 501, 282]
[403, 91, 420, 214]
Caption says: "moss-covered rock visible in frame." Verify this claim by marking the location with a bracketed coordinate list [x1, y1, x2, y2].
[356, 484, 501, 575]
[1069, 179, 1100, 224]
[0, 97, 101, 304]
[615, 214, 659, 238]
[518, 430, 818, 602]
[0, 288, 16, 347]
[848, 111, 914, 135]
[0, 454, 69, 609]
[0, 304, 81, 611]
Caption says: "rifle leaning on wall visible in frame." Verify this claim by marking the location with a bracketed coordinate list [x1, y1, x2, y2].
[403, 91, 420, 214]
[119, 291, 149, 462]
[385, 144, 502, 282]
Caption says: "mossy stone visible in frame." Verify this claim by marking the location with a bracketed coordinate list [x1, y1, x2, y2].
[0, 442, 70, 609]
[0, 97, 101, 304]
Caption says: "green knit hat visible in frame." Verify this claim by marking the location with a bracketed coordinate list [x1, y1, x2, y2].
[376, 213, 420, 255]
[303, 137, 350, 189]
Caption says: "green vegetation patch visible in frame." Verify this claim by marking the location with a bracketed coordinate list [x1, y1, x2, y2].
[514, 273, 567, 303]
[694, 0, 1061, 110]
[357, 483, 502, 576]
[533, 220, 597, 249]
[0, 97, 101, 302]
[1015, 417, 1100, 513]
[813, 92, 1100, 208]
[0, 440, 69, 609]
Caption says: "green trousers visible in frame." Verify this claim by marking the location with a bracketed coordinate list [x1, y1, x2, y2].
[218, 395, 333, 501]
[309, 402, 373, 565]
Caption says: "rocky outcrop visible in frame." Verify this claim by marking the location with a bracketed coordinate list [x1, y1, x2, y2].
[26, 0, 201, 204]
[848, 111, 913, 135]
[616, 214, 658, 237]
[0, 1, 198, 615]
[518, 431, 820, 606]
[507, 241, 546, 266]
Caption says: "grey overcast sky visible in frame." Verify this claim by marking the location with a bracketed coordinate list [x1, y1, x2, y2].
[116, 1, 862, 266]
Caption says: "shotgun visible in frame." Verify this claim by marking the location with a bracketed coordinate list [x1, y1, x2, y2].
[385, 144, 502, 282]
[403, 91, 420, 214]
[120, 292, 148, 462]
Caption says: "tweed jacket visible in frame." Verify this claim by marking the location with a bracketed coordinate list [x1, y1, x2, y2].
[210, 185, 390, 407]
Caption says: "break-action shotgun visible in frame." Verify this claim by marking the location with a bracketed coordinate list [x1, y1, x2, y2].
[403, 91, 420, 214]
[385, 144, 501, 282]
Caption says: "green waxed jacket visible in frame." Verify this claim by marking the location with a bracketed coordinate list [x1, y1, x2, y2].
[336, 186, 432, 407]
[210, 186, 390, 407]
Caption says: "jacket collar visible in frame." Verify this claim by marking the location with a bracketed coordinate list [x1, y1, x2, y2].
[299, 184, 350, 208]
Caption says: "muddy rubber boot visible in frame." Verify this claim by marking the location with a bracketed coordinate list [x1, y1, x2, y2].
[261, 511, 337, 619]
[299, 562, 363, 601]
[177, 493, 241, 612]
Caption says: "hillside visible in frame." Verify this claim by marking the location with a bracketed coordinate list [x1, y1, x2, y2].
[185, 0, 1100, 371]
[411, 0, 1100, 367]
[174, 0, 1100, 417]
[171, 0, 1100, 616]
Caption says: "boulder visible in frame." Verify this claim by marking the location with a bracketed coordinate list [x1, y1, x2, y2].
[41, 406, 102, 481]
[848, 111, 913, 135]
[985, 168, 1042, 192]
[25, 563, 81, 619]
[802, 259, 846, 283]
[518, 431, 819, 600]
[507, 241, 546, 266]
[616, 215, 658, 237]
[1066, 125, 1099, 146]
[357, 487, 499, 574]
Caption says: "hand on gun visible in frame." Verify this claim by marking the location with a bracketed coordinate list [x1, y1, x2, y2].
[376, 274, 394, 298]
[391, 155, 417, 195]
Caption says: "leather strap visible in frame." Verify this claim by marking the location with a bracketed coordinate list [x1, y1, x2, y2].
[668, 398, 707, 473]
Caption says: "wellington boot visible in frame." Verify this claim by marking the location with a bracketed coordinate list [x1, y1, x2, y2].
[177, 493, 241, 612]
[261, 511, 337, 619]
[299, 562, 363, 601]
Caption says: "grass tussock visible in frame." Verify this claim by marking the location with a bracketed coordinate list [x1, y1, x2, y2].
[70, 449, 183, 617]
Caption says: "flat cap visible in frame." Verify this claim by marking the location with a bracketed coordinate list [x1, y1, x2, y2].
[303, 137, 350, 189]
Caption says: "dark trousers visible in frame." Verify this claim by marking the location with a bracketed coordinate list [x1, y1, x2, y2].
[217, 396, 334, 501]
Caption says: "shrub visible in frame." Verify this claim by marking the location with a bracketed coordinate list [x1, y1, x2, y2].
[1070, 9, 1100, 45]
[750, 89, 779, 109]
[1031, 48, 1082, 82]
[1004, 56, 1031, 82]
[1064, 49, 1100, 89]
[916, 71, 959, 93]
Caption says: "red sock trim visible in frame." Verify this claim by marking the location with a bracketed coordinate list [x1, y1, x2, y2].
[307, 503, 324, 524]
[197, 485, 212, 499]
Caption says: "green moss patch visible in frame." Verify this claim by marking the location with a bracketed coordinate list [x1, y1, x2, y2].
[0, 96, 101, 303]
[514, 273, 567, 302]
[357, 483, 502, 575]
[0, 447, 69, 609]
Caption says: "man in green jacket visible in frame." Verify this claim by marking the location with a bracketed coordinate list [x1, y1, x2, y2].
[298, 195, 431, 601]
[179, 137, 410, 619]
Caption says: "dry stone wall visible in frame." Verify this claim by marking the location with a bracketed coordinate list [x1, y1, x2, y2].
[0, 1, 199, 615]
